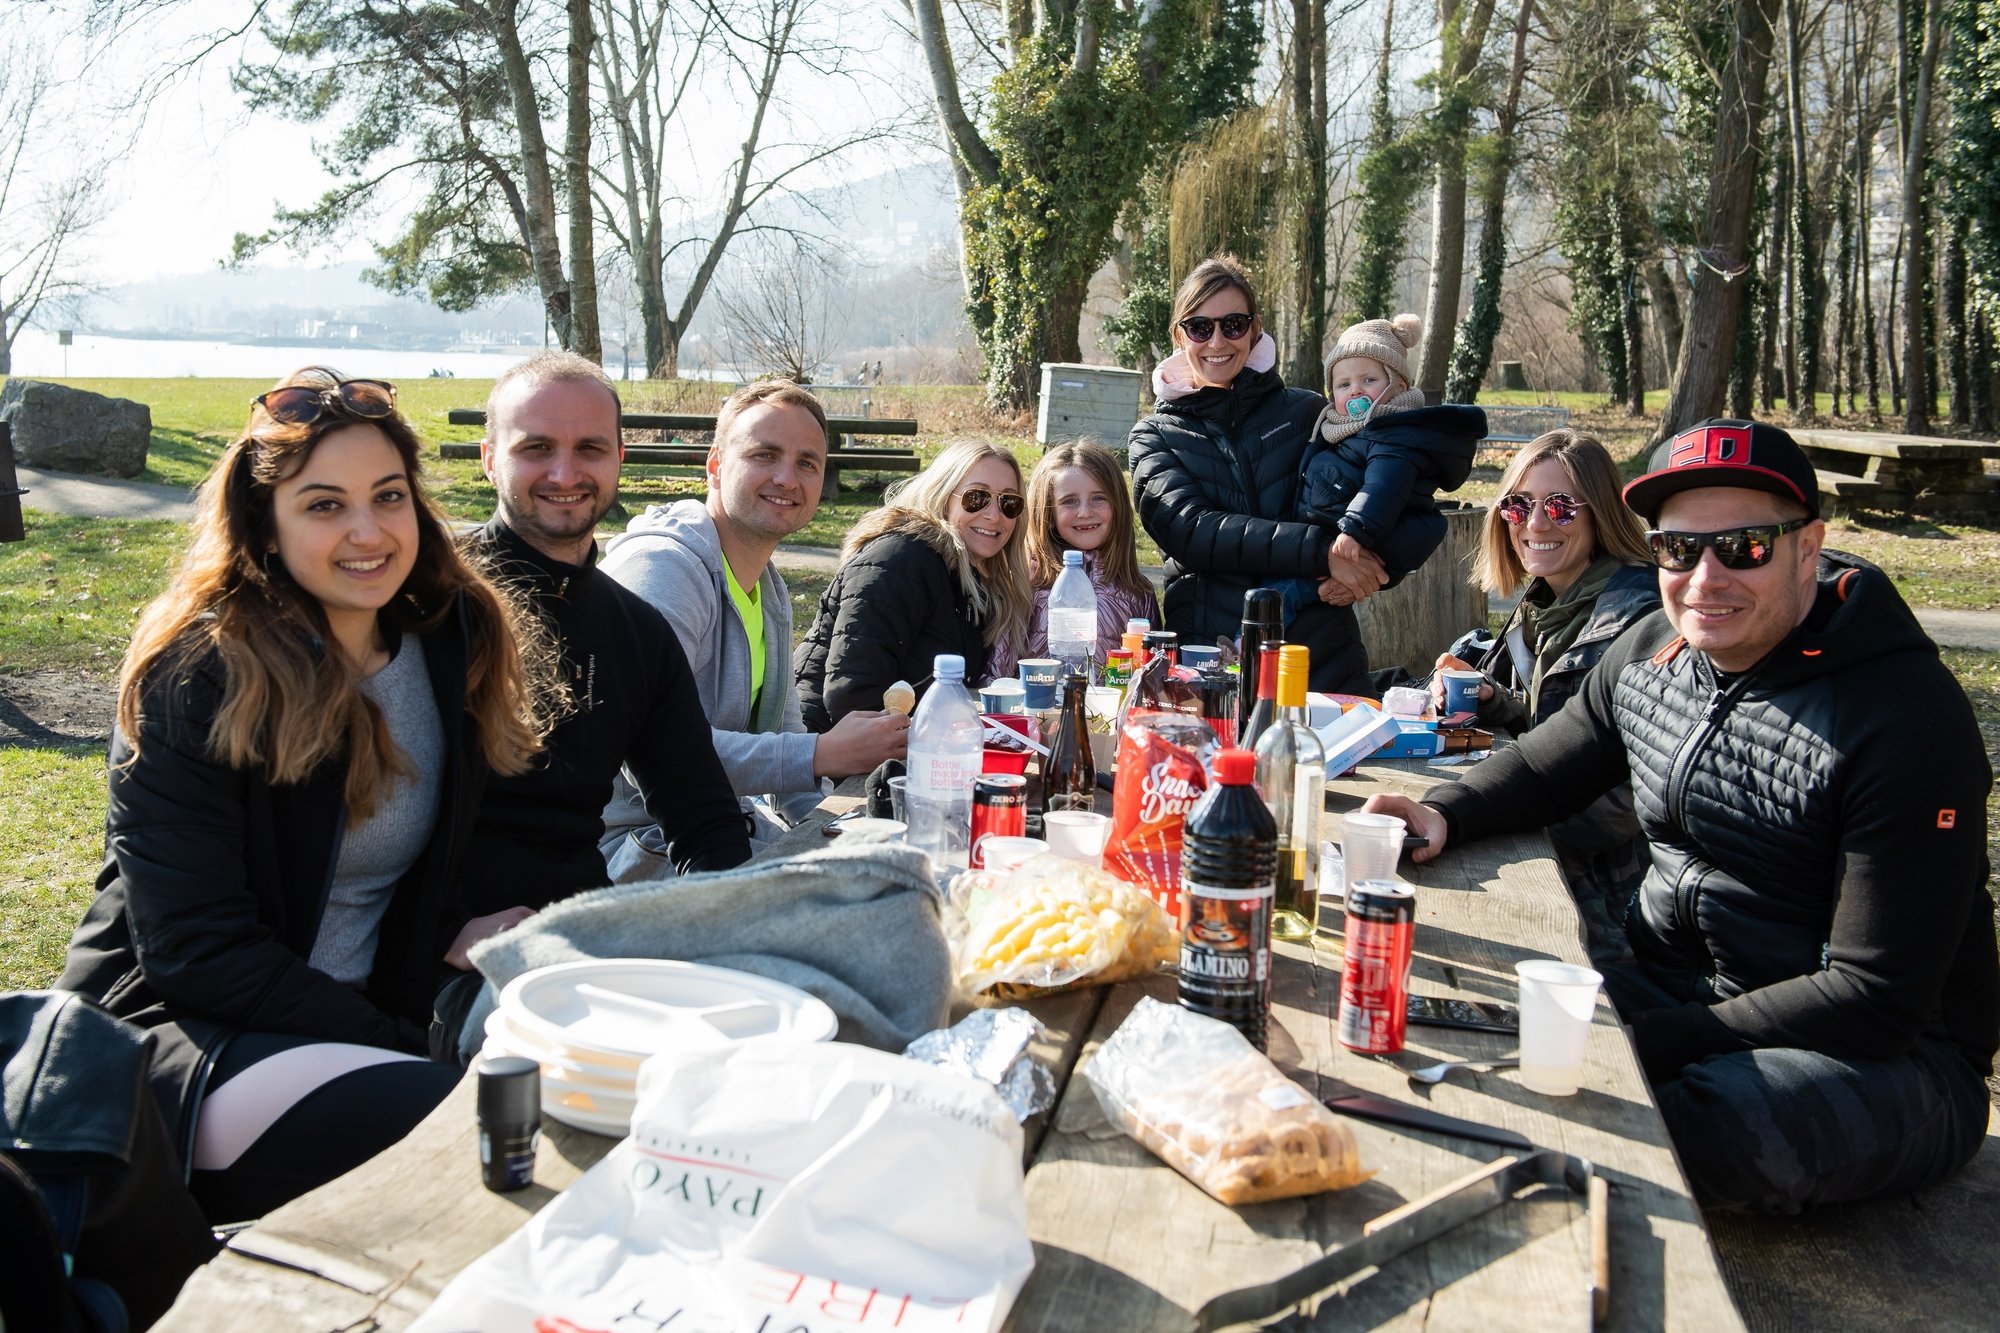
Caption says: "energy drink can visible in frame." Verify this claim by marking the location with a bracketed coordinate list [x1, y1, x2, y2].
[1337, 878, 1415, 1053]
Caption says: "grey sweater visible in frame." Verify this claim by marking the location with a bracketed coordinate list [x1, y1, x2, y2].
[598, 500, 823, 862]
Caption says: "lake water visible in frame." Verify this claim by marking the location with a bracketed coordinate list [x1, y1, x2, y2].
[7, 328, 552, 380]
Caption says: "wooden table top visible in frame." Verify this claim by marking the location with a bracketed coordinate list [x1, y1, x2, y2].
[156, 748, 1742, 1331]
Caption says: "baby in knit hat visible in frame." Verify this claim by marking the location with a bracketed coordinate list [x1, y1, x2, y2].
[1269, 313, 1485, 626]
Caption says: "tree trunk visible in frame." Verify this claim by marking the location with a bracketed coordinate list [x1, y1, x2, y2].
[1763, 137, 1787, 414]
[1899, 0, 1943, 434]
[1416, 0, 1499, 393]
[1886, 223, 1904, 413]
[1624, 261, 1645, 416]
[1657, 0, 1785, 439]
[1783, 0, 1819, 419]
[1643, 257, 1684, 384]
[1283, 0, 1327, 386]
[1970, 306, 1994, 434]
[566, 0, 601, 363]
[488, 0, 574, 349]
[1861, 128, 1881, 417]
[1943, 211, 1969, 428]
[1344, 0, 1405, 323]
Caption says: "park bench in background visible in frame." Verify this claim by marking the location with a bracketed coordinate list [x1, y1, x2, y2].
[0, 423, 26, 543]
[1478, 403, 1572, 452]
[439, 408, 922, 493]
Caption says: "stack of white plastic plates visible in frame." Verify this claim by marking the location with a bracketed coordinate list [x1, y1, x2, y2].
[482, 959, 838, 1136]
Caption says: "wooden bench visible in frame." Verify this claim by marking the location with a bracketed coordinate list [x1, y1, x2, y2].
[1790, 428, 2000, 516]
[0, 423, 24, 543]
[1813, 468, 1884, 517]
[440, 408, 923, 493]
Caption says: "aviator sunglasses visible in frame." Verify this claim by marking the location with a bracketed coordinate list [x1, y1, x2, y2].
[1645, 519, 1810, 572]
[957, 486, 1025, 520]
[253, 378, 398, 426]
[1175, 312, 1255, 343]
[1496, 491, 1589, 527]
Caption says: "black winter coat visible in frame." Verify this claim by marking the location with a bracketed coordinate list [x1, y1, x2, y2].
[1476, 560, 1661, 733]
[795, 509, 989, 732]
[1299, 403, 1484, 567]
[1428, 558, 1998, 1083]
[461, 519, 752, 912]
[1128, 366, 1370, 693]
[58, 607, 489, 1158]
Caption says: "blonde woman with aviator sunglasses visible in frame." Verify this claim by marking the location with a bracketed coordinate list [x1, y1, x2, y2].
[794, 438, 1033, 731]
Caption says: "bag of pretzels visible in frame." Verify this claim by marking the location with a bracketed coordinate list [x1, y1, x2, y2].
[1081, 998, 1373, 1206]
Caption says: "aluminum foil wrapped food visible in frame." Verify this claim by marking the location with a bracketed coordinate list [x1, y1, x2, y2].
[904, 1007, 1056, 1122]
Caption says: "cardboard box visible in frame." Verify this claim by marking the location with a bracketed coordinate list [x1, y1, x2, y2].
[1314, 702, 1399, 776]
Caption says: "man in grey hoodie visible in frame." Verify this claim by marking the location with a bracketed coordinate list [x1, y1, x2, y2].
[596, 381, 909, 874]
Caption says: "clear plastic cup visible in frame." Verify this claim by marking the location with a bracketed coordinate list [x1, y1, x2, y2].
[1515, 960, 1604, 1096]
[887, 776, 909, 824]
[1041, 810, 1112, 864]
[1341, 812, 1406, 884]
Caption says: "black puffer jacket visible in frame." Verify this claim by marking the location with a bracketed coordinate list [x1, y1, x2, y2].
[58, 608, 489, 1156]
[794, 508, 990, 732]
[1429, 558, 1998, 1080]
[1129, 366, 1369, 692]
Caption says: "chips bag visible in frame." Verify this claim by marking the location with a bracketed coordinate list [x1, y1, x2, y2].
[1101, 711, 1217, 923]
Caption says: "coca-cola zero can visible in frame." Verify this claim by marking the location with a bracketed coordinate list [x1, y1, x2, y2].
[1337, 878, 1415, 1053]
[969, 773, 1028, 868]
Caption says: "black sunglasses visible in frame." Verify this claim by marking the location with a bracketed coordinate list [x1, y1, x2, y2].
[253, 379, 398, 426]
[1645, 519, 1810, 572]
[958, 486, 1025, 519]
[1176, 312, 1254, 343]
[1497, 491, 1588, 526]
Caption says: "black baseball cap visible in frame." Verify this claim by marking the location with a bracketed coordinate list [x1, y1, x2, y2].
[1622, 418, 1820, 523]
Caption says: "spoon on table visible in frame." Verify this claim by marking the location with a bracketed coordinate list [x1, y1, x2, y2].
[1405, 1055, 1519, 1086]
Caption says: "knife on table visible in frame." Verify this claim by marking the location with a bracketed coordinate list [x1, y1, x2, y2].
[1319, 1087, 1535, 1151]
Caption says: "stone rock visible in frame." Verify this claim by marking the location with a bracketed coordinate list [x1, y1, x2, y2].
[0, 379, 152, 477]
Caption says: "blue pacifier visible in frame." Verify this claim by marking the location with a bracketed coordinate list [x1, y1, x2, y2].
[1345, 395, 1373, 418]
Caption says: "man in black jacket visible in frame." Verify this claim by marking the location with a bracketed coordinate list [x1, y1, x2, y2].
[1367, 420, 1996, 1213]
[460, 352, 751, 913]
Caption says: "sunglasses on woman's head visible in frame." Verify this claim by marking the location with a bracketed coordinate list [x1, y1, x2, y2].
[253, 379, 398, 425]
[1496, 491, 1588, 526]
[957, 487, 1025, 519]
[1175, 313, 1255, 343]
[1645, 519, 1809, 572]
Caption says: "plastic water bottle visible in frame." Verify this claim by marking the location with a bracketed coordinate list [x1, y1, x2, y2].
[1047, 549, 1099, 683]
[904, 654, 984, 869]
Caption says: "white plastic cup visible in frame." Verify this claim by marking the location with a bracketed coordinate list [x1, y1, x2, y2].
[1341, 812, 1406, 884]
[979, 679, 1027, 714]
[1041, 810, 1112, 864]
[1515, 960, 1604, 1096]
[838, 817, 907, 843]
[1084, 686, 1121, 726]
[1441, 669, 1483, 714]
[977, 835, 1048, 873]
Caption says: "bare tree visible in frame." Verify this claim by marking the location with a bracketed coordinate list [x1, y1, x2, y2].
[593, 0, 903, 379]
[0, 54, 108, 376]
[714, 235, 850, 383]
[1896, 0, 1944, 434]
[1414, 0, 1499, 393]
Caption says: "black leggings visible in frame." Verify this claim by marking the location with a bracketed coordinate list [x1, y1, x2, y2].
[189, 1033, 462, 1224]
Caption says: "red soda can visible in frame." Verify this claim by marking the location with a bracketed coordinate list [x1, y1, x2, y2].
[969, 774, 1028, 868]
[1337, 878, 1415, 1053]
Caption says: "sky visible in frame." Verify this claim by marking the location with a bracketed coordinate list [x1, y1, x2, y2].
[27, 0, 931, 288]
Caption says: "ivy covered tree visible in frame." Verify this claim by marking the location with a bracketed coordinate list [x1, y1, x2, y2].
[1940, 0, 2000, 422]
[1341, 0, 1427, 325]
[1550, 0, 1660, 413]
[911, 0, 1258, 410]
[1444, 0, 1534, 404]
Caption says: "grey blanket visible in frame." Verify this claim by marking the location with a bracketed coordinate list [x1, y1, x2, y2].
[460, 841, 951, 1060]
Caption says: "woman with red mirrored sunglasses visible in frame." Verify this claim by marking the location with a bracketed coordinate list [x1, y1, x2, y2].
[1432, 427, 1658, 963]
[795, 438, 1033, 729]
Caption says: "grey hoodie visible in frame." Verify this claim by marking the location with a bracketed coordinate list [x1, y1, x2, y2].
[597, 500, 823, 870]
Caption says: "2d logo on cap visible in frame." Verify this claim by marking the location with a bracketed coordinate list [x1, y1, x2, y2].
[1669, 423, 1754, 469]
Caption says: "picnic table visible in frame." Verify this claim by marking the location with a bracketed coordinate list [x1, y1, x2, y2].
[1787, 427, 2000, 516]
[155, 752, 1742, 1331]
[438, 408, 923, 493]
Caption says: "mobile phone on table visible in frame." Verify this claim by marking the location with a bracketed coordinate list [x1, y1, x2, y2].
[1405, 994, 1518, 1034]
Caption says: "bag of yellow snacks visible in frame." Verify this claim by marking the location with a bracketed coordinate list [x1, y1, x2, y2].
[952, 855, 1178, 998]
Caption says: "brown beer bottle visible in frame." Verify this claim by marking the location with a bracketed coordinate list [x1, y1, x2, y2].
[1043, 672, 1096, 813]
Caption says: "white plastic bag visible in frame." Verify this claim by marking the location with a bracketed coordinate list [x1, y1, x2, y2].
[413, 1041, 1035, 1333]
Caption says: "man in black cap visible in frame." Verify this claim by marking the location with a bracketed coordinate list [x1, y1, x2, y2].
[1366, 419, 1995, 1213]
